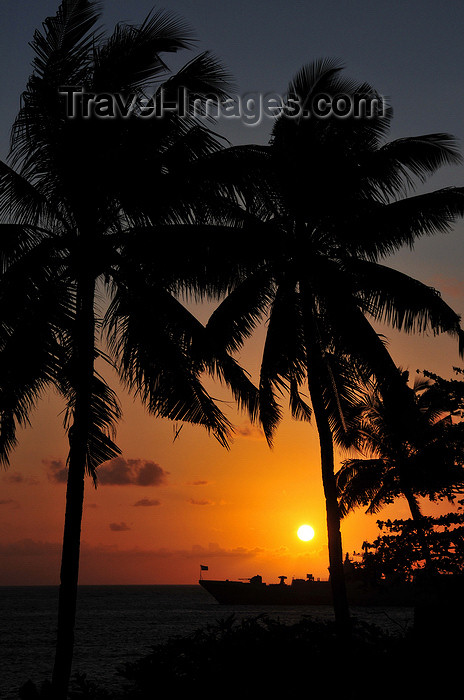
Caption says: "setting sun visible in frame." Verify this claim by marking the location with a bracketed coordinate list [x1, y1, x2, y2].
[297, 524, 315, 541]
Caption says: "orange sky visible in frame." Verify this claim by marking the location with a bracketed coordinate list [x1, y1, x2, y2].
[1, 229, 464, 586]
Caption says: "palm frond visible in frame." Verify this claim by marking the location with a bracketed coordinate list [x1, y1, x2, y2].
[272, 58, 391, 160]
[205, 269, 274, 353]
[160, 50, 235, 114]
[105, 281, 234, 448]
[353, 259, 464, 346]
[287, 57, 345, 98]
[93, 8, 193, 93]
[289, 375, 312, 423]
[0, 161, 66, 228]
[0, 223, 51, 271]
[30, 0, 102, 82]
[60, 369, 122, 482]
[0, 255, 73, 466]
[10, 1, 102, 178]
[367, 133, 462, 198]
[346, 187, 464, 260]
[336, 457, 396, 517]
[257, 282, 308, 443]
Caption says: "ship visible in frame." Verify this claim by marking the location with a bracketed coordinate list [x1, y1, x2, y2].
[199, 573, 420, 606]
[200, 574, 334, 605]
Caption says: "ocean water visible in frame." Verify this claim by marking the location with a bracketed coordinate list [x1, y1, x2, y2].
[0, 585, 414, 699]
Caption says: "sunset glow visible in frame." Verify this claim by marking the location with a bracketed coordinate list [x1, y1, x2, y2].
[0, 330, 462, 586]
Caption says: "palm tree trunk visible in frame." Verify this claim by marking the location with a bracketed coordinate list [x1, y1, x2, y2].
[307, 364, 352, 637]
[51, 272, 95, 699]
[301, 290, 351, 638]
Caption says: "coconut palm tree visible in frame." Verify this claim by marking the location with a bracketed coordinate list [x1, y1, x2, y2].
[336, 371, 464, 569]
[204, 59, 464, 635]
[0, 3, 258, 697]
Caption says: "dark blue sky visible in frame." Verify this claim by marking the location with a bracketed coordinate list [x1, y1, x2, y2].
[2, 0, 464, 152]
[1, 0, 463, 373]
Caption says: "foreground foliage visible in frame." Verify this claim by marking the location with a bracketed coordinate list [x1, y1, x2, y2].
[56, 613, 460, 700]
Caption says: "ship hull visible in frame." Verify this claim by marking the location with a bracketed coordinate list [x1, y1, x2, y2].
[200, 578, 332, 605]
[199, 578, 419, 606]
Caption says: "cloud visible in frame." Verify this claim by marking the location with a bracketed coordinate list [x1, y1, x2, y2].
[234, 422, 265, 441]
[133, 498, 161, 507]
[0, 539, 263, 561]
[189, 543, 265, 559]
[0, 539, 62, 557]
[188, 498, 214, 506]
[98, 458, 169, 487]
[44, 459, 68, 484]
[3, 472, 39, 485]
[0, 539, 269, 584]
[191, 480, 208, 486]
[44, 456, 169, 487]
[3, 473, 22, 484]
[3, 473, 24, 484]
[109, 522, 131, 532]
[0, 499, 19, 509]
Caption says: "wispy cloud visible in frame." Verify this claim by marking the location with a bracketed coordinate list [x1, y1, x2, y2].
[234, 422, 265, 441]
[133, 498, 161, 507]
[189, 542, 265, 558]
[0, 539, 62, 556]
[0, 539, 265, 561]
[0, 499, 20, 509]
[188, 498, 214, 506]
[0, 539, 270, 584]
[109, 522, 131, 532]
[3, 472, 39, 485]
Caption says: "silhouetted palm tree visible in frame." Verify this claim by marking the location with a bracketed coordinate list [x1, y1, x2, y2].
[205, 59, 464, 635]
[0, 2, 257, 697]
[336, 371, 464, 568]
